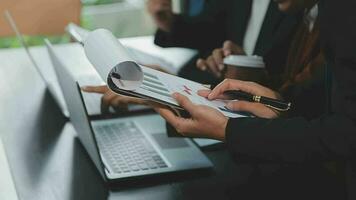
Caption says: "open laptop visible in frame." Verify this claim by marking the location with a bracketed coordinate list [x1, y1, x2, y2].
[4, 10, 69, 117]
[45, 39, 212, 181]
[4, 11, 146, 118]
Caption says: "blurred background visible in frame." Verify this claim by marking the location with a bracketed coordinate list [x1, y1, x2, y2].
[0, 0, 193, 48]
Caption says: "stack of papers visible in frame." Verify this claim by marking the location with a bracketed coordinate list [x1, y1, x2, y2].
[83, 29, 246, 119]
[109, 64, 245, 118]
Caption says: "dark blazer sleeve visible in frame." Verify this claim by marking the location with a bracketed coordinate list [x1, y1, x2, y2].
[154, 0, 228, 51]
[225, 0, 356, 165]
[226, 115, 356, 164]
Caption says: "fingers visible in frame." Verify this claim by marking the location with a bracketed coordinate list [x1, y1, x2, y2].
[223, 40, 245, 56]
[206, 56, 221, 77]
[208, 79, 261, 100]
[172, 93, 196, 114]
[226, 101, 278, 119]
[100, 92, 118, 113]
[197, 57, 221, 77]
[226, 101, 260, 112]
[112, 100, 129, 113]
[81, 85, 108, 94]
[222, 40, 234, 56]
[196, 48, 225, 78]
[196, 58, 208, 71]
[155, 107, 182, 127]
[197, 89, 229, 100]
[208, 79, 241, 100]
[212, 49, 225, 71]
[154, 107, 194, 135]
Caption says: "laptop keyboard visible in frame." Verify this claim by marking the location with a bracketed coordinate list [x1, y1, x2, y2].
[94, 121, 168, 174]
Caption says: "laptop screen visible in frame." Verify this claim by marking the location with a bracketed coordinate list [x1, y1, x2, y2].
[45, 40, 106, 179]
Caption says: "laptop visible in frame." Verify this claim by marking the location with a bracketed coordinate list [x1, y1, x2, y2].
[45, 39, 213, 181]
[4, 10, 69, 117]
[4, 11, 145, 118]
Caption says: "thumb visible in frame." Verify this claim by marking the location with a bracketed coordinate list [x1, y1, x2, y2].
[173, 93, 195, 113]
[222, 41, 233, 56]
[226, 101, 260, 114]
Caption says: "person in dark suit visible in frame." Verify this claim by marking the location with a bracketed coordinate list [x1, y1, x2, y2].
[147, 0, 299, 83]
[198, 2, 325, 119]
[155, 0, 356, 199]
[82, 0, 299, 110]
[148, 0, 295, 55]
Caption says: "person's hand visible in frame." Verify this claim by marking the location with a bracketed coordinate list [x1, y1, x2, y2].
[147, 0, 174, 32]
[198, 79, 282, 119]
[81, 85, 153, 113]
[196, 40, 245, 78]
[155, 93, 228, 141]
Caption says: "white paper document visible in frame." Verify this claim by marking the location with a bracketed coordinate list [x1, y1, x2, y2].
[66, 23, 197, 74]
[84, 29, 245, 118]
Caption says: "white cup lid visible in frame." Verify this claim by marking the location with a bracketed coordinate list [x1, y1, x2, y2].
[223, 55, 265, 68]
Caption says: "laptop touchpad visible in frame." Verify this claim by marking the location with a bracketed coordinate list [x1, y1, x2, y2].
[151, 133, 189, 149]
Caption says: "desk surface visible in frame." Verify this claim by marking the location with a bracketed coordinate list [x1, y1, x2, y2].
[0, 44, 251, 200]
[0, 137, 18, 200]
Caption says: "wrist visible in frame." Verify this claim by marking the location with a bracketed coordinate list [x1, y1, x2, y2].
[216, 117, 228, 142]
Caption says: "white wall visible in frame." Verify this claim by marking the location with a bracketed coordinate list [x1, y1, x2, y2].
[82, 0, 183, 38]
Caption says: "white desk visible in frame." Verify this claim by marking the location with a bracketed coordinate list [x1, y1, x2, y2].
[0, 137, 18, 200]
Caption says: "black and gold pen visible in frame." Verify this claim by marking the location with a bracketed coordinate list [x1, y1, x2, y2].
[223, 90, 292, 112]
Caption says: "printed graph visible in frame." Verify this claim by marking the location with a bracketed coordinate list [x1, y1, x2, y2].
[140, 72, 171, 98]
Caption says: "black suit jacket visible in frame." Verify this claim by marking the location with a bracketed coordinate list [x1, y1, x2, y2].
[154, 0, 297, 58]
[226, 1, 356, 199]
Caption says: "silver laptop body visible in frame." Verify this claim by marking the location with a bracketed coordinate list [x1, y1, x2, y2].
[4, 10, 70, 117]
[45, 40, 213, 181]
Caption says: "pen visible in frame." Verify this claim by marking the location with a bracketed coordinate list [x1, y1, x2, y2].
[223, 90, 292, 112]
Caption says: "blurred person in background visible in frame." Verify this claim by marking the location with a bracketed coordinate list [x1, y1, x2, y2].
[83, 0, 299, 112]
[198, 0, 325, 119]
[155, 0, 356, 199]
[147, 0, 298, 83]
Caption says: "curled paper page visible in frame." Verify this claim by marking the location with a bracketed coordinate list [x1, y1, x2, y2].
[84, 29, 144, 91]
[109, 61, 144, 91]
[84, 28, 247, 118]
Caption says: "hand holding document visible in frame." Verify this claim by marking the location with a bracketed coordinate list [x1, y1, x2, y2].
[83, 29, 246, 118]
